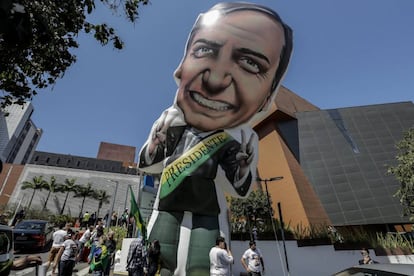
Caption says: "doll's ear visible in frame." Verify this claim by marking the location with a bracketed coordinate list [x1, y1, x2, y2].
[174, 65, 182, 80]
[258, 93, 272, 112]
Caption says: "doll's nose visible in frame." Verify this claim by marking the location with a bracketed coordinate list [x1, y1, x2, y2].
[202, 66, 232, 93]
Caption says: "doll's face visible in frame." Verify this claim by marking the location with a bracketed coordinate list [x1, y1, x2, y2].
[175, 10, 285, 131]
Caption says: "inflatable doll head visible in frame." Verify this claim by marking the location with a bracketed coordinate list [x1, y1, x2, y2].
[173, 2, 293, 131]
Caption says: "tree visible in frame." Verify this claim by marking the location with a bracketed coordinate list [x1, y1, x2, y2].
[388, 128, 414, 221]
[21, 176, 47, 209]
[0, 0, 148, 110]
[42, 176, 60, 211]
[58, 178, 78, 215]
[227, 190, 273, 235]
[73, 182, 95, 217]
[93, 189, 111, 220]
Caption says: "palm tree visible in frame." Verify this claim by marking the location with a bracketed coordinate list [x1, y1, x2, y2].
[73, 182, 94, 218]
[42, 176, 60, 211]
[21, 176, 47, 209]
[93, 189, 111, 221]
[59, 178, 78, 215]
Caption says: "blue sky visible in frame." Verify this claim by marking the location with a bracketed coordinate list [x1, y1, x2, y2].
[31, 0, 414, 159]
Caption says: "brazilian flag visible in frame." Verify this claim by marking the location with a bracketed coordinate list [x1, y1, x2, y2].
[129, 186, 147, 240]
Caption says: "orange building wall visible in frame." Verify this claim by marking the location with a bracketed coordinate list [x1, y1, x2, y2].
[257, 122, 310, 227]
[0, 164, 24, 206]
[253, 87, 330, 229]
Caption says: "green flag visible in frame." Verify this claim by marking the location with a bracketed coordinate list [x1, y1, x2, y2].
[129, 186, 146, 240]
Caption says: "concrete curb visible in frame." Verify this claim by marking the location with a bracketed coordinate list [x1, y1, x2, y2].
[74, 266, 91, 276]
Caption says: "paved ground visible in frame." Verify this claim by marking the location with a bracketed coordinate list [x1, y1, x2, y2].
[10, 261, 92, 276]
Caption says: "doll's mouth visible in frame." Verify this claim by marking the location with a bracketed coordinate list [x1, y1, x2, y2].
[190, 91, 234, 111]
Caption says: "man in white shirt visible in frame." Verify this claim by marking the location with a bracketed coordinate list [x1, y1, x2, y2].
[209, 237, 233, 276]
[46, 222, 67, 274]
[56, 230, 78, 276]
[76, 224, 94, 262]
[241, 240, 265, 276]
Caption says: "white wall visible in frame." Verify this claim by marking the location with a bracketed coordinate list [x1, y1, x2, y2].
[114, 239, 414, 276]
[9, 164, 142, 217]
[231, 240, 414, 276]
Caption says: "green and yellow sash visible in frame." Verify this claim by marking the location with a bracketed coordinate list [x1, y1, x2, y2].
[159, 131, 233, 199]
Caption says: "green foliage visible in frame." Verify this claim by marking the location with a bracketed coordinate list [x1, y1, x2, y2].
[58, 178, 78, 215]
[74, 182, 95, 216]
[42, 176, 61, 210]
[0, 0, 149, 109]
[387, 128, 414, 221]
[93, 190, 111, 209]
[292, 222, 331, 240]
[19, 175, 112, 217]
[21, 175, 48, 209]
[227, 190, 273, 234]
[49, 214, 75, 227]
[106, 226, 128, 250]
[226, 190, 296, 241]
[376, 232, 414, 252]
[335, 226, 378, 246]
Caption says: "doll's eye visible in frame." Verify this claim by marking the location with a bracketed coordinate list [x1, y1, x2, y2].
[239, 57, 261, 74]
[193, 46, 215, 58]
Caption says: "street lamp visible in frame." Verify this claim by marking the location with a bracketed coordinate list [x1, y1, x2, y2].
[256, 176, 283, 237]
[107, 179, 119, 228]
[256, 176, 290, 275]
[124, 184, 131, 211]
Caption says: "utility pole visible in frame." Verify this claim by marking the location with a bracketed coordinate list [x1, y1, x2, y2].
[256, 176, 290, 275]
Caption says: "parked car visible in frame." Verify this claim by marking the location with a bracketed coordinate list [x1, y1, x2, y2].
[13, 219, 54, 251]
[0, 224, 13, 275]
[333, 263, 414, 276]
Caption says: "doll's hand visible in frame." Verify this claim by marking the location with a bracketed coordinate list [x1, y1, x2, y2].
[148, 108, 180, 156]
[236, 129, 254, 178]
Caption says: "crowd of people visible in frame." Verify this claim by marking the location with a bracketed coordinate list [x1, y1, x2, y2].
[14, 209, 379, 276]
[46, 220, 116, 276]
[125, 235, 265, 276]
[80, 209, 131, 231]
[126, 237, 161, 276]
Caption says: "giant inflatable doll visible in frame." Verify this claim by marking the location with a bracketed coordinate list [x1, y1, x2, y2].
[138, 2, 293, 275]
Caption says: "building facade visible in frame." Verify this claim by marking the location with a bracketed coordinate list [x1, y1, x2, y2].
[97, 141, 136, 164]
[253, 87, 413, 229]
[3, 149, 158, 224]
[0, 102, 42, 165]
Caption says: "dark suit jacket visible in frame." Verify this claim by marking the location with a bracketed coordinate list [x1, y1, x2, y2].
[139, 126, 251, 215]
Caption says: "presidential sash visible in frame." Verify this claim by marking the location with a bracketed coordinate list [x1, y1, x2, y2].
[159, 131, 233, 199]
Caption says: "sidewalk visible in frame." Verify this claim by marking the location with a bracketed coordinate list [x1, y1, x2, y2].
[10, 261, 91, 276]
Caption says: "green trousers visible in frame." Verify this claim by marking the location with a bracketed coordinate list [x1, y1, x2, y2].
[149, 211, 219, 276]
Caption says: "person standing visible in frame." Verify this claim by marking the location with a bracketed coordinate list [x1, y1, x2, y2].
[358, 248, 377, 265]
[77, 225, 94, 262]
[146, 240, 161, 276]
[121, 209, 129, 227]
[89, 212, 97, 227]
[126, 236, 146, 276]
[82, 211, 91, 229]
[104, 231, 117, 276]
[89, 235, 109, 276]
[110, 211, 118, 227]
[241, 241, 265, 276]
[56, 230, 78, 276]
[209, 237, 233, 276]
[46, 222, 67, 274]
